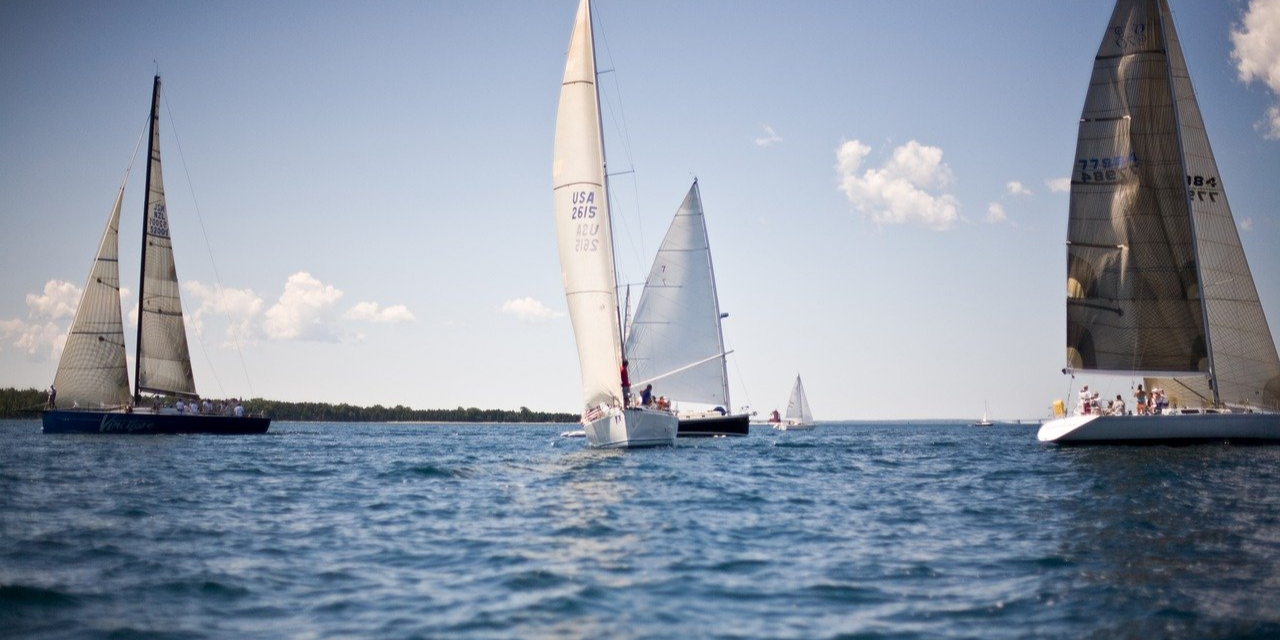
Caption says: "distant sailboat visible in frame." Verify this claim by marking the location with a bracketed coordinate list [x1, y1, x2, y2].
[974, 402, 993, 427]
[625, 180, 749, 437]
[552, 0, 677, 448]
[1039, 0, 1280, 444]
[42, 76, 269, 435]
[773, 375, 815, 431]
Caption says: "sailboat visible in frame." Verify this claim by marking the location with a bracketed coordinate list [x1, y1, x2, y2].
[773, 375, 815, 431]
[624, 180, 750, 437]
[552, 0, 677, 448]
[974, 402, 993, 427]
[42, 76, 270, 435]
[1039, 0, 1280, 444]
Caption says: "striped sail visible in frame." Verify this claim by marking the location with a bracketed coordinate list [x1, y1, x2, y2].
[552, 0, 623, 414]
[625, 180, 730, 407]
[1066, 0, 1280, 410]
[51, 181, 132, 409]
[137, 76, 197, 399]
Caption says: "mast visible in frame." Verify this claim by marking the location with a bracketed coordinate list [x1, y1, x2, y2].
[589, 0, 627, 368]
[133, 75, 160, 404]
[697, 179, 732, 408]
[1157, 0, 1218, 406]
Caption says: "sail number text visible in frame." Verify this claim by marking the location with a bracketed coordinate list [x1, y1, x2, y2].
[1187, 174, 1220, 203]
[569, 190, 601, 252]
[1078, 153, 1138, 183]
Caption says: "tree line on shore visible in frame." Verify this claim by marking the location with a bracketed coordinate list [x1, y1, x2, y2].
[0, 388, 576, 423]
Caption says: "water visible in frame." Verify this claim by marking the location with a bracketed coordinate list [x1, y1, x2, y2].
[2, 419, 1278, 639]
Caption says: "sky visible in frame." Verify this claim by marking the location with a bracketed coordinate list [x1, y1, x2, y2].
[3, 0, 1279, 421]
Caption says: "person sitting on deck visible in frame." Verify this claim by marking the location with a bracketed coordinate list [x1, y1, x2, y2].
[640, 384, 654, 407]
[1112, 394, 1126, 416]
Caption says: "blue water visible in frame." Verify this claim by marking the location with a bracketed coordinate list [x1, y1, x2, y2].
[2, 420, 1278, 639]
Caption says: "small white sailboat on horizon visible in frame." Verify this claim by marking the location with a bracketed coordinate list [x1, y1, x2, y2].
[1039, 0, 1280, 444]
[625, 179, 750, 437]
[974, 402, 993, 427]
[773, 375, 815, 431]
[551, 0, 677, 449]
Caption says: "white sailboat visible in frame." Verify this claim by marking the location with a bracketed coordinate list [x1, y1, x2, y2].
[625, 179, 750, 437]
[552, 0, 677, 449]
[43, 76, 268, 435]
[1039, 0, 1280, 444]
[974, 402, 993, 427]
[773, 375, 815, 431]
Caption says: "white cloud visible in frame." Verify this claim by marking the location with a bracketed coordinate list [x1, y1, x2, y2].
[1046, 177, 1071, 193]
[1240, 217, 1256, 232]
[501, 297, 564, 322]
[1, 318, 64, 358]
[26, 280, 80, 320]
[835, 139, 959, 230]
[1006, 181, 1032, 196]
[1231, 0, 1280, 139]
[344, 301, 416, 323]
[184, 281, 264, 346]
[754, 124, 783, 147]
[263, 272, 345, 341]
[986, 203, 1008, 224]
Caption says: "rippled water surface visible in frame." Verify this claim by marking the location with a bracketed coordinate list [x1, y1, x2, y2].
[3, 419, 1279, 639]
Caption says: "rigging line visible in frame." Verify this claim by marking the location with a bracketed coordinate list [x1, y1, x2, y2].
[591, 2, 647, 279]
[162, 91, 253, 399]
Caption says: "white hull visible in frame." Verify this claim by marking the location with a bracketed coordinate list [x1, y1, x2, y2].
[1038, 412, 1280, 444]
[772, 421, 815, 431]
[584, 407, 677, 449]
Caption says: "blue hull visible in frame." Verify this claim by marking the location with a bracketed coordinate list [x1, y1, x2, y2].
[42, 410, 270, 434]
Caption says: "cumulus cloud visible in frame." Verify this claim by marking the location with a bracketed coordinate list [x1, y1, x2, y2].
[986, 203, 1008, 224]
[263, 272, 345, 341]
[26, 280, 80, 320]
[1046, 177, 1071, 193]
[502, 297, 564, 322]
[184, 281, 265, 346]
[1006, 181, 1032, 196]
[1240, 217, 1256, 232]
[344, 301, 416, 323]
[835, 139, 959, 230]
[0, 318, 64, 357]
[754, 124, 783, 147]
[1231, 0, 1280, 139]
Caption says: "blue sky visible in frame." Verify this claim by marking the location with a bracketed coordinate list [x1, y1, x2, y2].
[3, 0, 1279, 420]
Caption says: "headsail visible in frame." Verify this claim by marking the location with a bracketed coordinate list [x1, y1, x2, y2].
[52, 177, 132, 409]
[625, 180, 730, 407]
[552, 0, 623, 413]
[136, 75, 197, 399]
[785, 375, 812, 423]
[1065, 0, 1280, 410]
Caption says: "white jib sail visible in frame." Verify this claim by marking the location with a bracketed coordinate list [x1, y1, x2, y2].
[552, 0, 624, 414]
[625, 180, 730, 407]
[785, 375, 812, 423]
[52, 179, 132, 409]
[137, 76, 197, 399]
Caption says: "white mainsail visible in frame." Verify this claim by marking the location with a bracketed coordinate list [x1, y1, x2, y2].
[625, 180, 730, 407]
[785, 375, 812, 424]
[1064, 0, 1280, 411]
[136, 76, 197, 399]
[51, 177, 132, 410]
[552, 0, 623, 414]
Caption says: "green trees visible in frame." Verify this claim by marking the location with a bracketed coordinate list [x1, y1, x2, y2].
[0, 388, 575, 423]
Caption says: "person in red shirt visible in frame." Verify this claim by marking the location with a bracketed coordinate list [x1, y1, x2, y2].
[620, 359, 631, 407]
